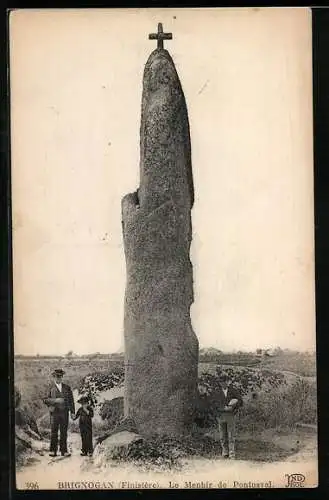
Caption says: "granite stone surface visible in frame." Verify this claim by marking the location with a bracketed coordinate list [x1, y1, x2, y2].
[121, 48, 199, 437]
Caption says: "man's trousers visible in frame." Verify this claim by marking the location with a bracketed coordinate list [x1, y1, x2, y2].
[50, 411, 69, 454]
[217, 413, 236, 458]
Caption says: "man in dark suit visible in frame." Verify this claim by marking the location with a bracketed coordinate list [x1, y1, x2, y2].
[43, 369, 75, 457]
[213, 373, 243, 459]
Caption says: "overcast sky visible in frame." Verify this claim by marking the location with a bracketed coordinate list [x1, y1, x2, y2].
[11, 8, 315, 355]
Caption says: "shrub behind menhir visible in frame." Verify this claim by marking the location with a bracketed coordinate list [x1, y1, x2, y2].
[97, 367, 317, 437]
[99, 397, 124, 431]
[195, 367, 316, 432]
[238, 378, 317, 432]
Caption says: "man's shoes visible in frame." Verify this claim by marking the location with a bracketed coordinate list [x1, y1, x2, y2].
[61, 452, 71, 457]
[80, 452, 87, 456]
[88, 452, 93, 457]
[222, 450, 229, 458]
[49, 452, 57, 457]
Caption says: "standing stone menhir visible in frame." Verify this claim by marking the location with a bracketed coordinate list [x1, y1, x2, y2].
[121, 23, 199, 438]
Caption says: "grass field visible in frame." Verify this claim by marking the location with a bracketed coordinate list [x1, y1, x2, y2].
[258, 352, 316, 378]
[14, 350, 317, 471]
[14, 350, 316, 423]
[14, 356, 123, 419]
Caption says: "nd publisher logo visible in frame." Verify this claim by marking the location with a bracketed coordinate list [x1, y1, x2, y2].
[285, 473, 305, 488]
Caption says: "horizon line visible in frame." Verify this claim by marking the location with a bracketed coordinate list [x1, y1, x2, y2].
[14, 347, 316, 357]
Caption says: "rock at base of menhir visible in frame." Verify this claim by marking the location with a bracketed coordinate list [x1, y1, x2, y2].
[93, 431, 143, 467]
[96, 415, 138, 445]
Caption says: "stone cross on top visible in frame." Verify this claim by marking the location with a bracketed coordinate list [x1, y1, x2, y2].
[149, 23, 172, 50]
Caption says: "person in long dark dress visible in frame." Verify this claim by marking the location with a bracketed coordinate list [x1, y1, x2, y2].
[73, 396, 94, 456]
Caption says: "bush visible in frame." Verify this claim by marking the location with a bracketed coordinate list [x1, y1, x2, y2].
[108, 438, 181, 469]
[97, 434, 222, 470]
[99, 398, 124, 430]
[195, 366, 316, 432]
[196, 365, 287, 429]
[238, 378, 317, 432]
[198, 366, 286, 398]
[14, 386, 40, 436]
[77, 369, 124, 406]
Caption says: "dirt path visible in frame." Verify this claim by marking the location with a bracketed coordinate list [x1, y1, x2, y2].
[16, 430, 317, 490]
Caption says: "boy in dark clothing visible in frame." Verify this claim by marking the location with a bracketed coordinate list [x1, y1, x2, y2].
[73, 396, 94, 456]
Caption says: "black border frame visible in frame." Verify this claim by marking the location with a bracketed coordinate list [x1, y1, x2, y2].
[2, 4, 329, 499]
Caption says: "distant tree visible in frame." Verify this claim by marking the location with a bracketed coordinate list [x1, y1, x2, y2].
[66, 350, 74, 358]
[256, 348, 262, 355]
